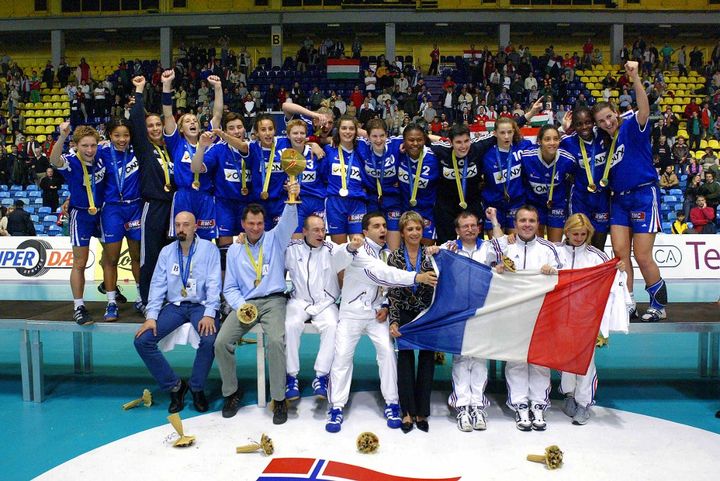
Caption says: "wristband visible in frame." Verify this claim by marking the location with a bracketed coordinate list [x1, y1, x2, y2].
[162, 92, 174, 106]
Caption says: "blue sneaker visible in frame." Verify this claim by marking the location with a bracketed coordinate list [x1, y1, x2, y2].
[285, 374, 300, 401]
[384, 403, 402, 429]
[104, 302, 119, 322]
[312, 374, 329, 398]
[325, 407, 343, 433]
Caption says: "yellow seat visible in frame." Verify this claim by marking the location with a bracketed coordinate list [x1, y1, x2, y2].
[44, 125, 55, 134]
[36, 134, 46, 142]
[709, 140, 720, 150]
[25, 118, 36, 126]
[695, 151, 705, 159]
[25, 126, 37, 134]
[672, 105, 683, 113]
[700, 139, 709, 149]
[24, 109, 35, 117]
[62, 109, 70, 116]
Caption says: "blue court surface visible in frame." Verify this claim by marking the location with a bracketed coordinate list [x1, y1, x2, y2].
[0, 279, 718, 480]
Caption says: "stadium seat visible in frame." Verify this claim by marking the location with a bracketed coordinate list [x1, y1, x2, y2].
[38, 206, 52, 215]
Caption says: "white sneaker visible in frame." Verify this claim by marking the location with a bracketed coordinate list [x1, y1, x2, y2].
[641, 307, 666, 322]
[515, 404, 532, 431]
[561, 395, 578, 418]
[572, 405, 591, 425]
[456, 406, 473, 432]
[530, 403, 547, 431]
[470, 405, 487, 430]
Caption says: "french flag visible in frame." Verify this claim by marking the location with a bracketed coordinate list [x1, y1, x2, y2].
[257, 458, 461, 481]
[397, 250, 620, 375]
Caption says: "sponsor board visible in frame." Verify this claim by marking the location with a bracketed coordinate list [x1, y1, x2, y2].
[0, 237, 96, 280]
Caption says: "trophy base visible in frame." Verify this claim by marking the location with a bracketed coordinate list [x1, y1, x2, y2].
[285, 198, 302, 205]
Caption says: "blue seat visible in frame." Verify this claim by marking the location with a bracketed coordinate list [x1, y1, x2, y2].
[662, 195, 677, 203]
[661, 222, 671, 233]
[674, 203, 684, 211]
[33, 198, 43, 205]
[34, 223, 44, 233]
[0, 192, 9, 198]
[666, 211, 677, 221]
[1, 198, 13, 206]
[47, 225, 62, 236]
[30, 214, 39, 223]
[28, 191, 42, 198]
[669, 188, 683, 196]
[43, 214, 57, 223]
[25, 206, 36, 214]
[10, 185, 22, 191]
[26, 184, 39, 191]
[38, 206, 51, 214]
[0, 185, 8, 192]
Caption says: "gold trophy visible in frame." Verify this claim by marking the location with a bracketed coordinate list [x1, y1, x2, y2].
[281, 149, 307, 204]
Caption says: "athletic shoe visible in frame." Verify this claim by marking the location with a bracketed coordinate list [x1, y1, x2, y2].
[515, 404, 532, 431]
[628, 304, 638, 319]
[272, 399, 288, 425]
[97, 282, 127, 303]
[641, 308, 666, 323]
[562, 395, 578, 418]
[221, 388, 243, 418]
[456, 406, 473, 432]
[384, 403, 402, 429]
[134, 300, 146, 316]
[312, 374, 329, 398]
[572, 405, 591, 425]
[470, 405, 487, 431]
[73, 305, 93, 326]
[530, 403, 547, 431]
[104, 303, 119, 322]
[285, 374, 300, 401]
[325, 407, 343, 433]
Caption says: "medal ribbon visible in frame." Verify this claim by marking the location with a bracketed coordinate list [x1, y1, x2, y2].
[451, 151, 469, 208]
[229, 147, 247, 193]
[261, 140, 276, 197]
[403, 246, 422, 293]
[244, 242, 264, 287]
[600, 132, 618, 185]
[544, 151, 559, 205]
[110, 146, 129, 201]
[578, 138, 596, 189]
[495, 146, 514, 200]
[153, 145, 172, 188]
[373, 146, 386, 198]
[407, 149, 425, 207]
[78, 151, 97, 212]
[338, 147, 354, 194]
[177, 237, 197, 296]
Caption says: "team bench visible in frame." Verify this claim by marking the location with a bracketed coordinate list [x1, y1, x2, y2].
[1, 301, 717, 405]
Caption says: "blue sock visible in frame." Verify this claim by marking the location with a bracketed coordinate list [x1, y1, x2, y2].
[645, 279, 667, 310]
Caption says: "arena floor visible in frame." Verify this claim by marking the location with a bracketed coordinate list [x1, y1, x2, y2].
[1, 279, 718, 480]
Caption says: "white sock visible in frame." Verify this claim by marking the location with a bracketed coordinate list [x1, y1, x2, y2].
[73, 299, 84, 310]
[107, 290, 117, 304]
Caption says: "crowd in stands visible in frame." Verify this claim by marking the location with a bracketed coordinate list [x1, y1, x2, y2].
[2, 35, 720, 235]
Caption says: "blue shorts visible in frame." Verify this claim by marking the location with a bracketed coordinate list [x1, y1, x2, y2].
[367, 194, 402, 231]
[171, 189, 217, 240]
[100, 201, 142, 244]
[295, 195, 326, 234]
[610, 184, 662, 233]
[69, 207, 101, 247]
[530, 201, 568, 229]
[569, 186, 611, 234]
[482, 197, 525, 231]
[216, 197, 248, 238]
[326, 196, 367, 235]
[417, 208, 436, 240]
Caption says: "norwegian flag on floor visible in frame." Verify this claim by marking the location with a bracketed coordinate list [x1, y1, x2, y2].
[257, 458, 461, 481]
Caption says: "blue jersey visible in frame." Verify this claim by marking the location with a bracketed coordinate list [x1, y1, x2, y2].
[397, 146, 439, 211]
[605, 110, 656, 192]
[164, 127, 214, 193]
[207, 141, 252, 200]
[57, 152, 106, 209]
[481, 140, 532, 204]
[357, 136, 402, 198]
[248, 136, 291, 202]
[520, 146, 575, 207]
[322, 144, 366, 200]
[560, 131, 610, 194]
[276, 144, 326, 199]
[97, 144, 141, 203]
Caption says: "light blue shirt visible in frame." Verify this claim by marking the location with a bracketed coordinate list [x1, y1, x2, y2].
[224, 204, 298, 309]
[146, 236, 222, 320]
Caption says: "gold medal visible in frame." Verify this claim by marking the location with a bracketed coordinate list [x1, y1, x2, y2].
[260, 191, 269, 200]
[459, 201, 467, 209]
[163, 183, 172, 192]
[181, 287, 187, 297]
[254, 278, 261, 287]
[409, 199, 417, 207]
[377, 195, 383, 207]
[339, 188, 349, 197]
[587, 184, 597, 193]
[88, 206, 98, 215]
[599, 178, 609, 188]
[191, 181, 200, 190]
[241, 187, 249, 196]
[546, 200, 553, 209]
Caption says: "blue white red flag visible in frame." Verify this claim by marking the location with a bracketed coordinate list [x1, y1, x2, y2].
[257, 458, 461, 481]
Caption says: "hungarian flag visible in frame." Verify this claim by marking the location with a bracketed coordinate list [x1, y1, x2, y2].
[327, 59, 361, 79]
[258, 458, 461, 480]
[397, 250, 623, 375]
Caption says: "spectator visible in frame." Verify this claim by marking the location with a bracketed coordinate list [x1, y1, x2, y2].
[5, 200, 36, 236]
[686, 156, 703, 177]
[702, 147, 719, 177]
[40, 167, 62, 212]
[671, 211, 688, 234]
[428, 44, 439, 76]
[689, 196, 717, 234]
[698, 171, 720, 210]
[672, 135, 690, 172]
[0, 206, 10, 236]
[659, 165, 679, 192]
[688, 111, 702, 151]
[0, 148, 10, 186]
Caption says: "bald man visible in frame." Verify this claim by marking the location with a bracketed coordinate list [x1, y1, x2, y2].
[134, 211, 222, 414]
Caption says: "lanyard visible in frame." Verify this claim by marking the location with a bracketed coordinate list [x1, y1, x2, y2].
[599, 132, 618, 188]
[495, 146, 514, 201]
[244, 241, 264, 287]
[338, 147, 354, 194]
[260, 140, 276, 199]
[542, 151, 559, 208]
[153, 145, 172, 192]
[110, 146, 129, 200]
[185, 143, 200, 190]
[403, 245, 422, 293]
[407, 149, 425, 207]
[578, 137, 597, 192]
[373, 146, 386, 198]
[451, 150, 469, 209]
[177, 238, 197, 297]
[77, 152, 97, 214]
[229, 147, 248, 195]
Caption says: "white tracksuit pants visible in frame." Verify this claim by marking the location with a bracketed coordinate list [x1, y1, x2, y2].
[505, 361, 551, 409]
[448, 355, 489, 410]
[560, 354, 598, 408]
[328, 316, 398, 409]
[285, 298, 338, 377]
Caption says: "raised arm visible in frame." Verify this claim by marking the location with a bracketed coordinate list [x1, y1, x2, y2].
[207, 75, 224, 130]
[192, 131, 215, 174]
[626, 61, 649, 126]
[161, 69, 176, 135]
[130, 76, 151, 156]
[50, 121, 71, 168]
